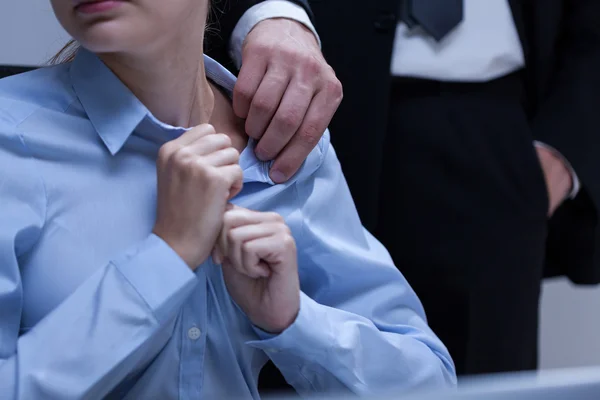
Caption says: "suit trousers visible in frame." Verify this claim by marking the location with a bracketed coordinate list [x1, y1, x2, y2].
[376, 72, 549, 375]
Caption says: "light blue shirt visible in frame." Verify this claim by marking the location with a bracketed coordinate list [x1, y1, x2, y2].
[0, 48, 455, 399]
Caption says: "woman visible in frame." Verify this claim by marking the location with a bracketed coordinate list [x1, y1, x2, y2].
[0, 0, 455, 398]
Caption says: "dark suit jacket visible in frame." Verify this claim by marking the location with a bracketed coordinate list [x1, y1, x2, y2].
[207, 0, 600, 285]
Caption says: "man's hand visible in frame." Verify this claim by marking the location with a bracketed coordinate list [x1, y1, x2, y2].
[212, 205, 300, 334]
[233, 18, 342, 183]
[535, 146, 573, 216]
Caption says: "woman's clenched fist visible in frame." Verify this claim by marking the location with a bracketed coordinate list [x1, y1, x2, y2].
[213, 205, 300, 334]
[152, 124, 243, 269]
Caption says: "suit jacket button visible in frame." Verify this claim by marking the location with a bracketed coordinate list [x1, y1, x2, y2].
[374, 13, 397, 33]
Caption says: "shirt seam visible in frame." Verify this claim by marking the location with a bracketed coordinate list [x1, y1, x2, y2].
[111, 261, 161, 325]
[12, 96, 79, 231]
[14, 130, 48, 248]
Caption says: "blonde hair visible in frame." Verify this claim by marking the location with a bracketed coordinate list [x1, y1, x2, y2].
[49, 40, 78, 64]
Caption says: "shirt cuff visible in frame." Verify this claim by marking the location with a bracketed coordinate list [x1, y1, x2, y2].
[229, 0, 321, 70]
[247, 292, 333, 363]
[112, 234, 198, 324]
[534, 141, 581, 199]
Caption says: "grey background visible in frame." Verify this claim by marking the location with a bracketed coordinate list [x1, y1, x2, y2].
[1, 0, 599, 371]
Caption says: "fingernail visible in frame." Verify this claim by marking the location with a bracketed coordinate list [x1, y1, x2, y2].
[270, 170, 287, 183]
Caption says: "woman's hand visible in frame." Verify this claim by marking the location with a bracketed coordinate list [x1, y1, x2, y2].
[213, 205, 300, 334]
[152, 124, 243, 270]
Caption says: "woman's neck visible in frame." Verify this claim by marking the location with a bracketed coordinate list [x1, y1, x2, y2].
[100, 45, 214, 128]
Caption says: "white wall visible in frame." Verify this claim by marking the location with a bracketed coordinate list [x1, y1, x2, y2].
[0, 0, 70, 66]
[1, 0, 600, 372]
[540, 278, 600, 369]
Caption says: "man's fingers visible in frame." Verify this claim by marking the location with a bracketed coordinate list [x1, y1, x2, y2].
[255, 78, 313, 162]
[233, 56, 268, 120]
[269, 88, 338, 183]
[244, 69, 290, 140]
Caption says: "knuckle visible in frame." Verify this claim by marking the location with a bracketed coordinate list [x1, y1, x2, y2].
[192, 123, 216, 137]
[158, 142, 177, 162]
[202, 123, 217, 135]
[279, 46, 299, 62]
[215, 133, 233, 148]
[325, 76, 343, 101]
[223, 165, 243, 185]
[267, 211, 284, 222]
[226, 228, 239, 244]
[280, 233, 296, 249]
[172, 148, 196, 167]
[252, 42, 272, 58]
[302, 57, 322, 75]
[222, 210, 236, 228]
[299, 124, 323, 147]
[276, 108, 302, 130]
[224, 147, 241, 162]
[233, 165, 244, 179]
[253, 96, 275, 114]
[200, 165, 220, 182]
[281, 223, 292, 235]
[234, 84, 254, 103]
[241, 241, 255, 257]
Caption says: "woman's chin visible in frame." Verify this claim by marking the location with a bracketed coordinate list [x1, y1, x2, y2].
[77, 35, 134, 55]
[73, 21, 142, 54]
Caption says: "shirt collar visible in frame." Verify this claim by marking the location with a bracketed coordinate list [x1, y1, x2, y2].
[70, 48, 148, 155]
[70, 48, 273, 184]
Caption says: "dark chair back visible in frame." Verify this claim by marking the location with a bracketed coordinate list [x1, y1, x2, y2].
[0, 66, 36, 78]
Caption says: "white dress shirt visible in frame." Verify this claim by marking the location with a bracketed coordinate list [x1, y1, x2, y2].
[230, 0, 579, 198]
[392, 0, 524, 81]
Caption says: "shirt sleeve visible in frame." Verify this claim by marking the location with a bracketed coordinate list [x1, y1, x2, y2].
[247, 135, 457, 395]
[0, 128, 198, 399]
[229, 0, 320, 70]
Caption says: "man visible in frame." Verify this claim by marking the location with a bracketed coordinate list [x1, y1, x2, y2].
[205, 0, 600, 382]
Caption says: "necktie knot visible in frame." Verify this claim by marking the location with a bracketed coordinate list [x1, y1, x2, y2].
[400, 0, 464, 42]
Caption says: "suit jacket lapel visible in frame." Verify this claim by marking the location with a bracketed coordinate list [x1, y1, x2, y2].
[508, 0, 530, 60]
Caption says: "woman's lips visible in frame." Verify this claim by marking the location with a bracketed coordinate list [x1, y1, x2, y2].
[75, 0, 123, 15]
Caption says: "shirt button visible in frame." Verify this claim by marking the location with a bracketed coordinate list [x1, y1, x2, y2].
[188, 327, 201, 340]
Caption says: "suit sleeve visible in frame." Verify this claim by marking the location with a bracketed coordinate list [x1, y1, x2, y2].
[205, 0, 313, 70]
[529, 1, 600, 283]
[530, 1, 600, 204]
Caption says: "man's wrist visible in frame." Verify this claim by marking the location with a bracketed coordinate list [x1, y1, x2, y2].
[229, 0, 320, 69]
